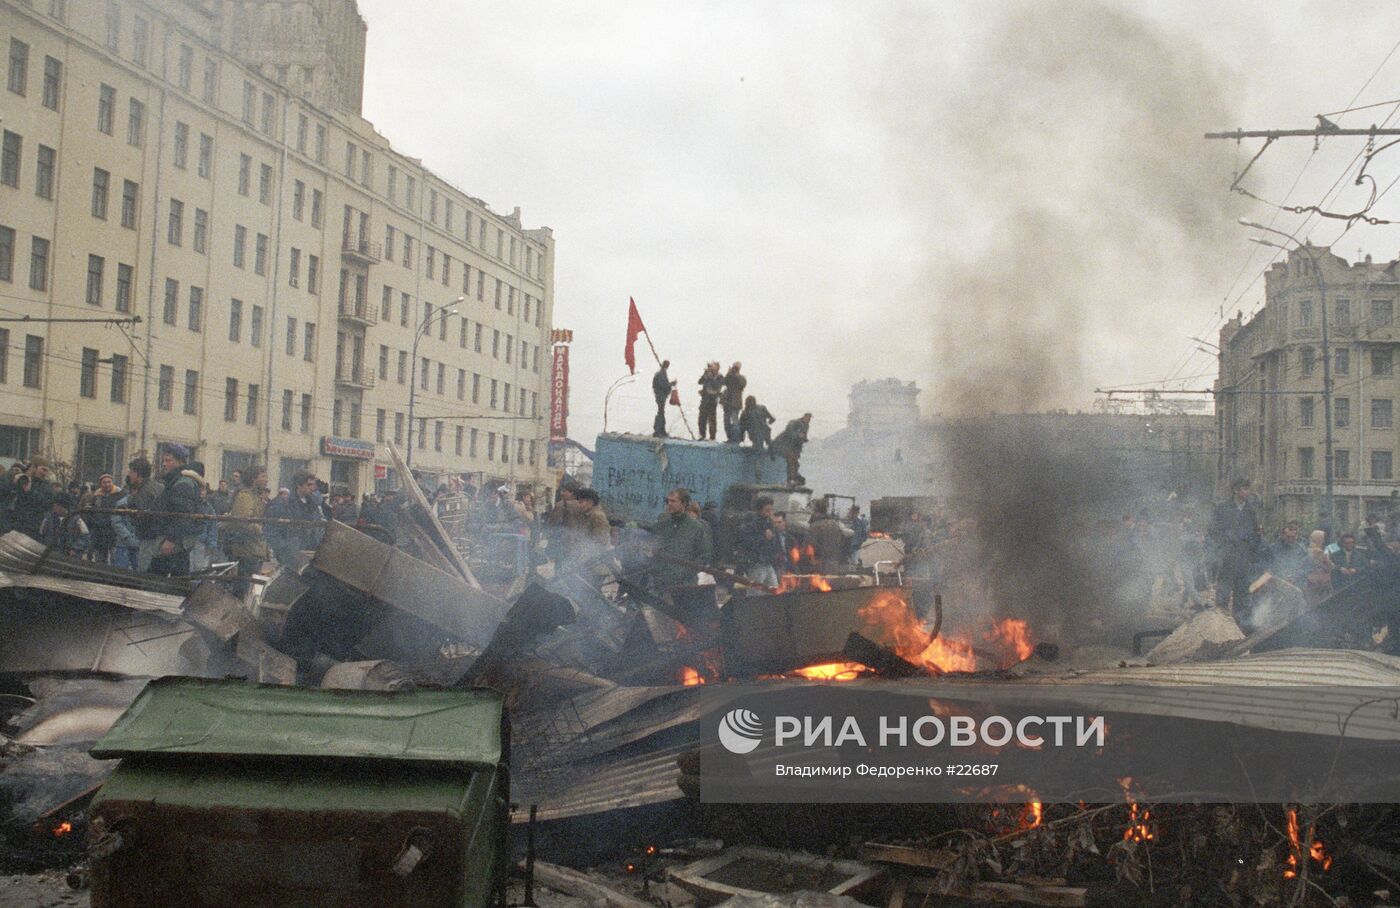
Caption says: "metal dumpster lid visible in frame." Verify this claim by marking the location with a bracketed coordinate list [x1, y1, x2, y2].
[91, 677, 504, 766]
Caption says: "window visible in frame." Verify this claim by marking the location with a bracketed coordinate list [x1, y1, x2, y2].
[177, 45, 192, 90]
[394, 412, 404, 445]
[188, 286, 203, 332]
[250, 305, 263, 347]
[163, 278, 178, 325]
[400, 292, 409, 327]
[1335, 299, 1351, 328]
[224, 378, 238, 421]
[384, 224, 395, 261]
[1336, 397, 1350, 428]
[420, 357, 429, 390]
[23, 335, 42, 388]
[234, 225, 247, 268]
[308, 255, 320, 294]
[1336, 449, 1351, 479]
[1298, 446, 1314, 479]
[361, 149, 370, 187]
[282, 390, 294, 430]
[460, 318, 468, 348]
[345, 142, 356, 179]
[260, 92, 274, 134]
[193, 134, 212, 179]
[311, 188, 323, 227]
[442, 253, 450, 287]
[98, 84, 115, 134]
[120, 180, 138, 228]
[246, 384, 260, 425]
[32, 145, 53, 199]
[429, 189, 438, 222]
[127, 99, 144, 147]
[457, 368, 466, 400]
[1299, 396, 1314, 427]
[492, 330, 500, 358]
[1, 131, 20, 187]
[0, 226, 11, 282]
[426, 247, 435, 280]
[304, 322, 316, 361]
[167, 198, 183, 246]
[455, 425, 464, 456]
[496, 229, 504, 260]
[79, 348, 98, 398]
[434, 421, 443, 452]
[379, 344, 389, 380]
[242, 82, 255, 124]
[86, 255, 104, 305]
[238, 154, 251, 195]
[183, 370, 198, 415]
[1374, 451, 1394, 481]
[487, 433, 495, 460]
[41, 56, 59, 110]
[8, 38, 28, 96]
[463, 263, 471, 293]
[259, 164, 272, 204]
[254, 233, 268, 275]
[91, 168, 110, 217]
[1374, 348, 1393, 376]
[436, 362, 445, 395]
[1373, 398, 1393, 429]
[474, 324, 482, 353]
[292, 180, 304, 220]
[286, 317, 297, 355]
[28, 236, 48, 290]
[202, 59, 217, 104]
[1373, 300, 1394, 327]
[157, 364, 172, 410]
[470, 428, 478, 457]
[396, 351, 407, 384]
[110, 354, 127, 403]
[418, 418, 426, 450]
[490, 379, 498, 409]
[301, 394, 312, 433]
[464, 211, 474, 244]
[402, 235, 413, 268]
[472, 373, 480, 403]
[506, 334, 514, 364]
[494, 279, 502, 310]
[446, 200, 454, 232]
[173, 122, 188, 168]
[193, 208, 208, 254]
[381, 285, 393, 320]
[315, 123, 326, 162]
[132, 17, 148, 66]
[289, 248, 301, 287]
[228, 298, 242, 341]
[115, 263, 132, 312]
[507, 287, 515, 315]
[406, 174, 416, 209]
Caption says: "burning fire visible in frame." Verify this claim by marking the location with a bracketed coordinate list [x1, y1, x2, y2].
[1118, 778, 1154, 843]
[679, 666, 706, 686]
[1283, 808, 1332, 879]
[985, 618, 1033, 664]
[857, 591, 978, 673]
[776, 573, 833, 593]
[794, 662, 866, 680]
[983, 785, 1043, 832]
[51, 821, 73, 838]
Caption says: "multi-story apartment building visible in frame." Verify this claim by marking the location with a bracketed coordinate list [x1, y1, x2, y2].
[1216, 245, 1400, 530]
[0, 0, 555, 495]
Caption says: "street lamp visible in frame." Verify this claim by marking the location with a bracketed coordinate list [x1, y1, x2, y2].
[406, 296, 465, 469]
[1240, 218, 1335, 536]
[602, 373, 637, 434]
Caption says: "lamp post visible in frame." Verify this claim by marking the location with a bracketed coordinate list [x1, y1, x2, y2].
[602, 373, 637, 434]
[1240, 219, 1334, 536]
[406, 296, 464, 469]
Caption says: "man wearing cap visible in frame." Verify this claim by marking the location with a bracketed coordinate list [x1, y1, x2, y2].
[0, 457, 56, 541]
[148, 445, 203, 576]
[721, 363, 747, 443]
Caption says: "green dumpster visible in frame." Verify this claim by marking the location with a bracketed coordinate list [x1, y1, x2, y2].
[87, 677, 509, 907]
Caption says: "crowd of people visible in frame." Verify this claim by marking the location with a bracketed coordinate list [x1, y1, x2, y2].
[651, 360, 815, 485]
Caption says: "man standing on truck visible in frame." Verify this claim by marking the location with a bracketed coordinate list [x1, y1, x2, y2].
[652, 360, 676, 438]
[740, 395, 775, 454]
[771, 413, 813, 486]
[649, 487, 711, 592]
[721, 363, 747, 442]
[697, 362, 723, 441]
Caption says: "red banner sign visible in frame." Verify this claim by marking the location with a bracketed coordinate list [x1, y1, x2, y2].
[550, 345, 569, 442]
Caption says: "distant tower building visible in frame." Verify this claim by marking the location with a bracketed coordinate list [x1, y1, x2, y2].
[221, 0, 368, 115]
[847, 379, 921, 431]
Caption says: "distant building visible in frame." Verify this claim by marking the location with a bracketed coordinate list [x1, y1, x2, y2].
[0, 0, 555, 495]
[1217, 243, 1400, 530]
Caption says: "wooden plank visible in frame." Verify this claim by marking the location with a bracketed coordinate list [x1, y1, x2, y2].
[386, 441, 482, 589]
[525, 861, 654, 908]
[860, 842, 958, 871]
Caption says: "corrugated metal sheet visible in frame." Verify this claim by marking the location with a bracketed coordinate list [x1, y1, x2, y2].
[0, 570, 186, 614]
[0, 531, 193, 595]
[94, 677, 504, 766]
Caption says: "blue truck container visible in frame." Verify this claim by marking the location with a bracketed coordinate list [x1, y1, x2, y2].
[593, 432, 788, 525]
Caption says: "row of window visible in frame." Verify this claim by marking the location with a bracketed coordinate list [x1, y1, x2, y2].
[1297, 345, 1395, 378]
[380, 221, 545, 318]
[1284, 298, 1394, 330]
[1297, 396, 1395, 430]
[366, 282, 544, 371]
[347, 407, 537, 465]
[1, 130, 54, 199]
[1295, 447, 1395, 481]
[363, 341, 538, 412]
[0, 224, 50, 291]
[7, 37, 61, 110]
[0, 330, 44, 389]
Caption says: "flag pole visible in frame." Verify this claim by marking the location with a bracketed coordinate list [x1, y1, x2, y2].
[641, 327, 696, 441]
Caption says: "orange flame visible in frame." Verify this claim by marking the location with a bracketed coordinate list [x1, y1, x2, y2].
[789, 546, 801, 565]
[794, 662, 865, 680]
[51, 821, 73, 838]
[1283, 808, 1331, 878]
[857, 591, 978, 673]
[1118, 778, 1154, 843]
[985, 618, 1034, 665]
[679, 666, 706, 686]
[776, 573, 833, 593]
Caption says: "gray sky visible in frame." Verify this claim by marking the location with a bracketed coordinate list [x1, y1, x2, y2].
[358, 0, 1400, 441]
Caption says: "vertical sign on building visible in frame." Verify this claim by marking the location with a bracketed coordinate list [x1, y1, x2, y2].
[550, 332, 571, 442]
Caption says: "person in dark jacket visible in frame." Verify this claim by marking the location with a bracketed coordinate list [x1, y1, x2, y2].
[123, 456, 164, 571]
[1208, 477, 1262, 622]
[736, 497, 781, 591]
[721, 362, 747, 442]
[1332, 533, 1369, 589]
[148, 446, 203, 576]
[0, 457, 56, 540]
[266, 471, 327, 566]
[808, 499, 846, 571]
[1266, 521, 1310, 589]
[648, 488, 711, 592]
[39, 493, 90, 557]
[88, 473, 123, 563]
[652, 360, 675, 437]
[740, 396, 775, 454]
[697, 362, 723, 441]
[770, 413, 812, 486]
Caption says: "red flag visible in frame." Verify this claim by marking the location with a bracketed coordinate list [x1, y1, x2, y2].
[624, 297, 647, 374]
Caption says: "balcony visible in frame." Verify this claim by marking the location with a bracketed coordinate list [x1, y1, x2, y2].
[341, 236, 382, 265]
[338, 296, 379, 327]
[335, 363, 377, 391]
